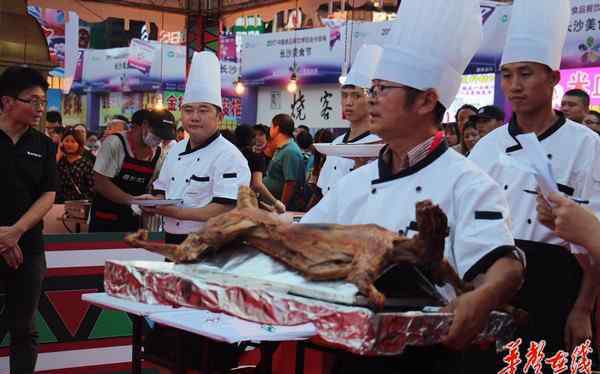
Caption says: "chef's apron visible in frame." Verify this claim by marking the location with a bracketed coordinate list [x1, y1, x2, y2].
[90, 134, 161, 233]
[513, 239, 583, 355]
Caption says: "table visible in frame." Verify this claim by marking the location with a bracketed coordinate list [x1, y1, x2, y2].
[82, 293, 317, 374]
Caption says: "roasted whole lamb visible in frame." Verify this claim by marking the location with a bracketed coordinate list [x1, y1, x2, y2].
[126, 186, 466, 309]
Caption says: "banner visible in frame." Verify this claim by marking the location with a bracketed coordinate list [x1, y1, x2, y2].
[446, 74, 496, 123]
[61, 93, 87, 126]
[563, 0, 600, 69]
[163, 91, 184, 122]
[74, 41, 186, 93]
[256, 84, 346, 128]
[554, 67, 600, 112]
[240, 2, 511, 86]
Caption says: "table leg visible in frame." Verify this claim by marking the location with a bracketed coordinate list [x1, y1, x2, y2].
[295, 342, 305, 374]
[257, 342, 279, 374]
[131, 314, 143, 374]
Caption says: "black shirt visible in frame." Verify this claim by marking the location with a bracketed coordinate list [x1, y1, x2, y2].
[241, 147, 267, 174]
[0, 127, 57, 255]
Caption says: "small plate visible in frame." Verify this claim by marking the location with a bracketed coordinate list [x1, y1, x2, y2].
[313, 143, 384, 158]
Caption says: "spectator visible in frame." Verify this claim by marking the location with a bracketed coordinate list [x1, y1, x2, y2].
[252, 124, 269, 154]
[443, 122, 460, 147]
[56, 128, 95, 203]
[459, 120, 480, 156]
[455, 104, 478, 134]
[561, 89, 590, 123]
[73, 123, 87, 143]
[52, 126, 66, 161]
[294, 124, 310, 138]
[305, 128, 334, 211]
[263, 114, 306, 211]
[0, 65, 57, 374]
[296, 130, 314, 160]
[103, 115, 129, 138]
[234, 125, 285, 213]
[45, 110, 62, 137]
[582, 110, 600, 134]
[220, 129, 236, 144]
[85, 132, 101, 156]
[470, 105, 505, 138]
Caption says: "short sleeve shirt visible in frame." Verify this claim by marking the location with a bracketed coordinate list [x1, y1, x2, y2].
[263, 140, 305, 199]
[241, 147, 267, 174]
[0, 127, 58, 255]
[93, 132, 128, 178]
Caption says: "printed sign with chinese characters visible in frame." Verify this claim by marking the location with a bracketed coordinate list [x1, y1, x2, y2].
[554, 66, 600, 112]
[257, 84, 346, 128]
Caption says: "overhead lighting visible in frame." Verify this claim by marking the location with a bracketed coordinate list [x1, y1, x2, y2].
[234, 77, 246, 96]
[287, 72, 298, 94]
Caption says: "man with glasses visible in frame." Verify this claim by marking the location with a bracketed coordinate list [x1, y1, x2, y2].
[316, 44, 382, 197]
[583, 110, 600, 134]
[0, 66, 58, 374]
[302, 0, 523, 372]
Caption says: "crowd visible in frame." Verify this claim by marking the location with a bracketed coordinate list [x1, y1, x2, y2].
[4, 0, 600, 373]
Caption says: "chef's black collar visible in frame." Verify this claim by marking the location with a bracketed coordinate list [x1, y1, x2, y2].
[342, 129, 373, 144]
[507, 110, 566, 153]
[179, 130, 220, 156]
[372, 140, 449, 184]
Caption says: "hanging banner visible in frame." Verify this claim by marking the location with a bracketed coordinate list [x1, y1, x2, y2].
[163, 91, 184, 122]
[27, 6, 66, 76]
[128, 39, 157, 75]
[446, 74, 496, 123]
[62, 93, 87, 126]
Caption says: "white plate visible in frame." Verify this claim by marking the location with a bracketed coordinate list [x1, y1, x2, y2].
[129, 199, 183, 206]
[313, 143, 384, 158]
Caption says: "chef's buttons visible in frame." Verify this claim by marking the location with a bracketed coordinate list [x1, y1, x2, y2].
[547, 154, 553, 160]
[171, 177, 175, 181]
[527, 219, 532, 224]
[416, 186, 422, 193]
[504, 185, 508, 190]
[371, 188, 377, 194]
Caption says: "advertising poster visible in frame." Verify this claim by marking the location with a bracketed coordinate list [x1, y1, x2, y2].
[27, 6, 66, 76]
[555, 67, 600, 112]
[163, 91, 184, 122]
[62, 93, 87, 126]
[446, 74, 496, 123]
[128, 39, 157, 75]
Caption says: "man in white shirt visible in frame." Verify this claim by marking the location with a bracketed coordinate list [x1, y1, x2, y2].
[147, 51, 250, 245]
[469, 0, 600, 356]
[317, 45, 382, 196]
[302, 0, 523, 372]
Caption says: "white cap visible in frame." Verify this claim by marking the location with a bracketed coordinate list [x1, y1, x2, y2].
[343, 44, 383, 89]
[501, 0, 570, 70]
[372, 0, 482, 108]
[182, 51, 222, 109]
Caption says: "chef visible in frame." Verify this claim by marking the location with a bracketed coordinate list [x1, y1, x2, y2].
[317, 44, 382, 196]
[148, 51, 251, 245]
[302, 0, 524, 372]
[468, 0, 600, 356]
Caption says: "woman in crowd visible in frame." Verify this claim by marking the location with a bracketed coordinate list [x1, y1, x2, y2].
[56, 128, 95, 203]
[444, 122, 460, 147]
[235, 125, 286, 213]
[305, 128, 334, 210]
[459, 120, 480, 156]
[455, 104, 478, 134]
[253, 124, 270, 155]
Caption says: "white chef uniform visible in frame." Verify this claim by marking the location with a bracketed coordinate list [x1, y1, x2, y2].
[304, 143, 517, 284]
[317, 44, 382, 195]
[152, 51, 251, 235]
[317, 131, 380, 195]
[154, 133, 250, 234]
[469, 0, 593, 354]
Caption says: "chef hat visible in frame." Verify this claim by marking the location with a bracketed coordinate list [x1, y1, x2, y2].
[343, 44, 383, 89]
[501, 0, 570, 70]
[372, 0, 482, 109]
[182, 51, 222, 109]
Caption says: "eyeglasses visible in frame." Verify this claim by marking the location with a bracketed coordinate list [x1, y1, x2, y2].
[584, 119, 600, 126]
[15, 96, 47, 108]
[367, 84, 406, 99]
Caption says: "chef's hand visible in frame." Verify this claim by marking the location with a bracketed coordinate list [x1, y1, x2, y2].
[1, 245, 23, 270]
[536, 193, 556, 231]
[0, 225, 25, 252]
[442, 286, 494, 350]
[153, 205, 179, 219]
[274, 200, 287, 214]
[544, 192, 600, 248]
[565, 306, 592, 352]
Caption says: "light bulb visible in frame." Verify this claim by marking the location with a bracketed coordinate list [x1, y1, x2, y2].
[155, 101, 164, 110]
[287, 73, 298, 93]
[235, 80, 245, 95]
[338, 75, 347, 85]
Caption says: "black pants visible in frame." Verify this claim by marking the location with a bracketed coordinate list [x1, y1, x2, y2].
[0, 253, 46, 374]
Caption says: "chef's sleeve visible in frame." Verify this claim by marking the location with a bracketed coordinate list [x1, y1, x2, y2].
[93, 135, 125, 178]
[211, 154, 251, 205]
[580, 137, 600, 215]
[451, 176, 521, 282]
